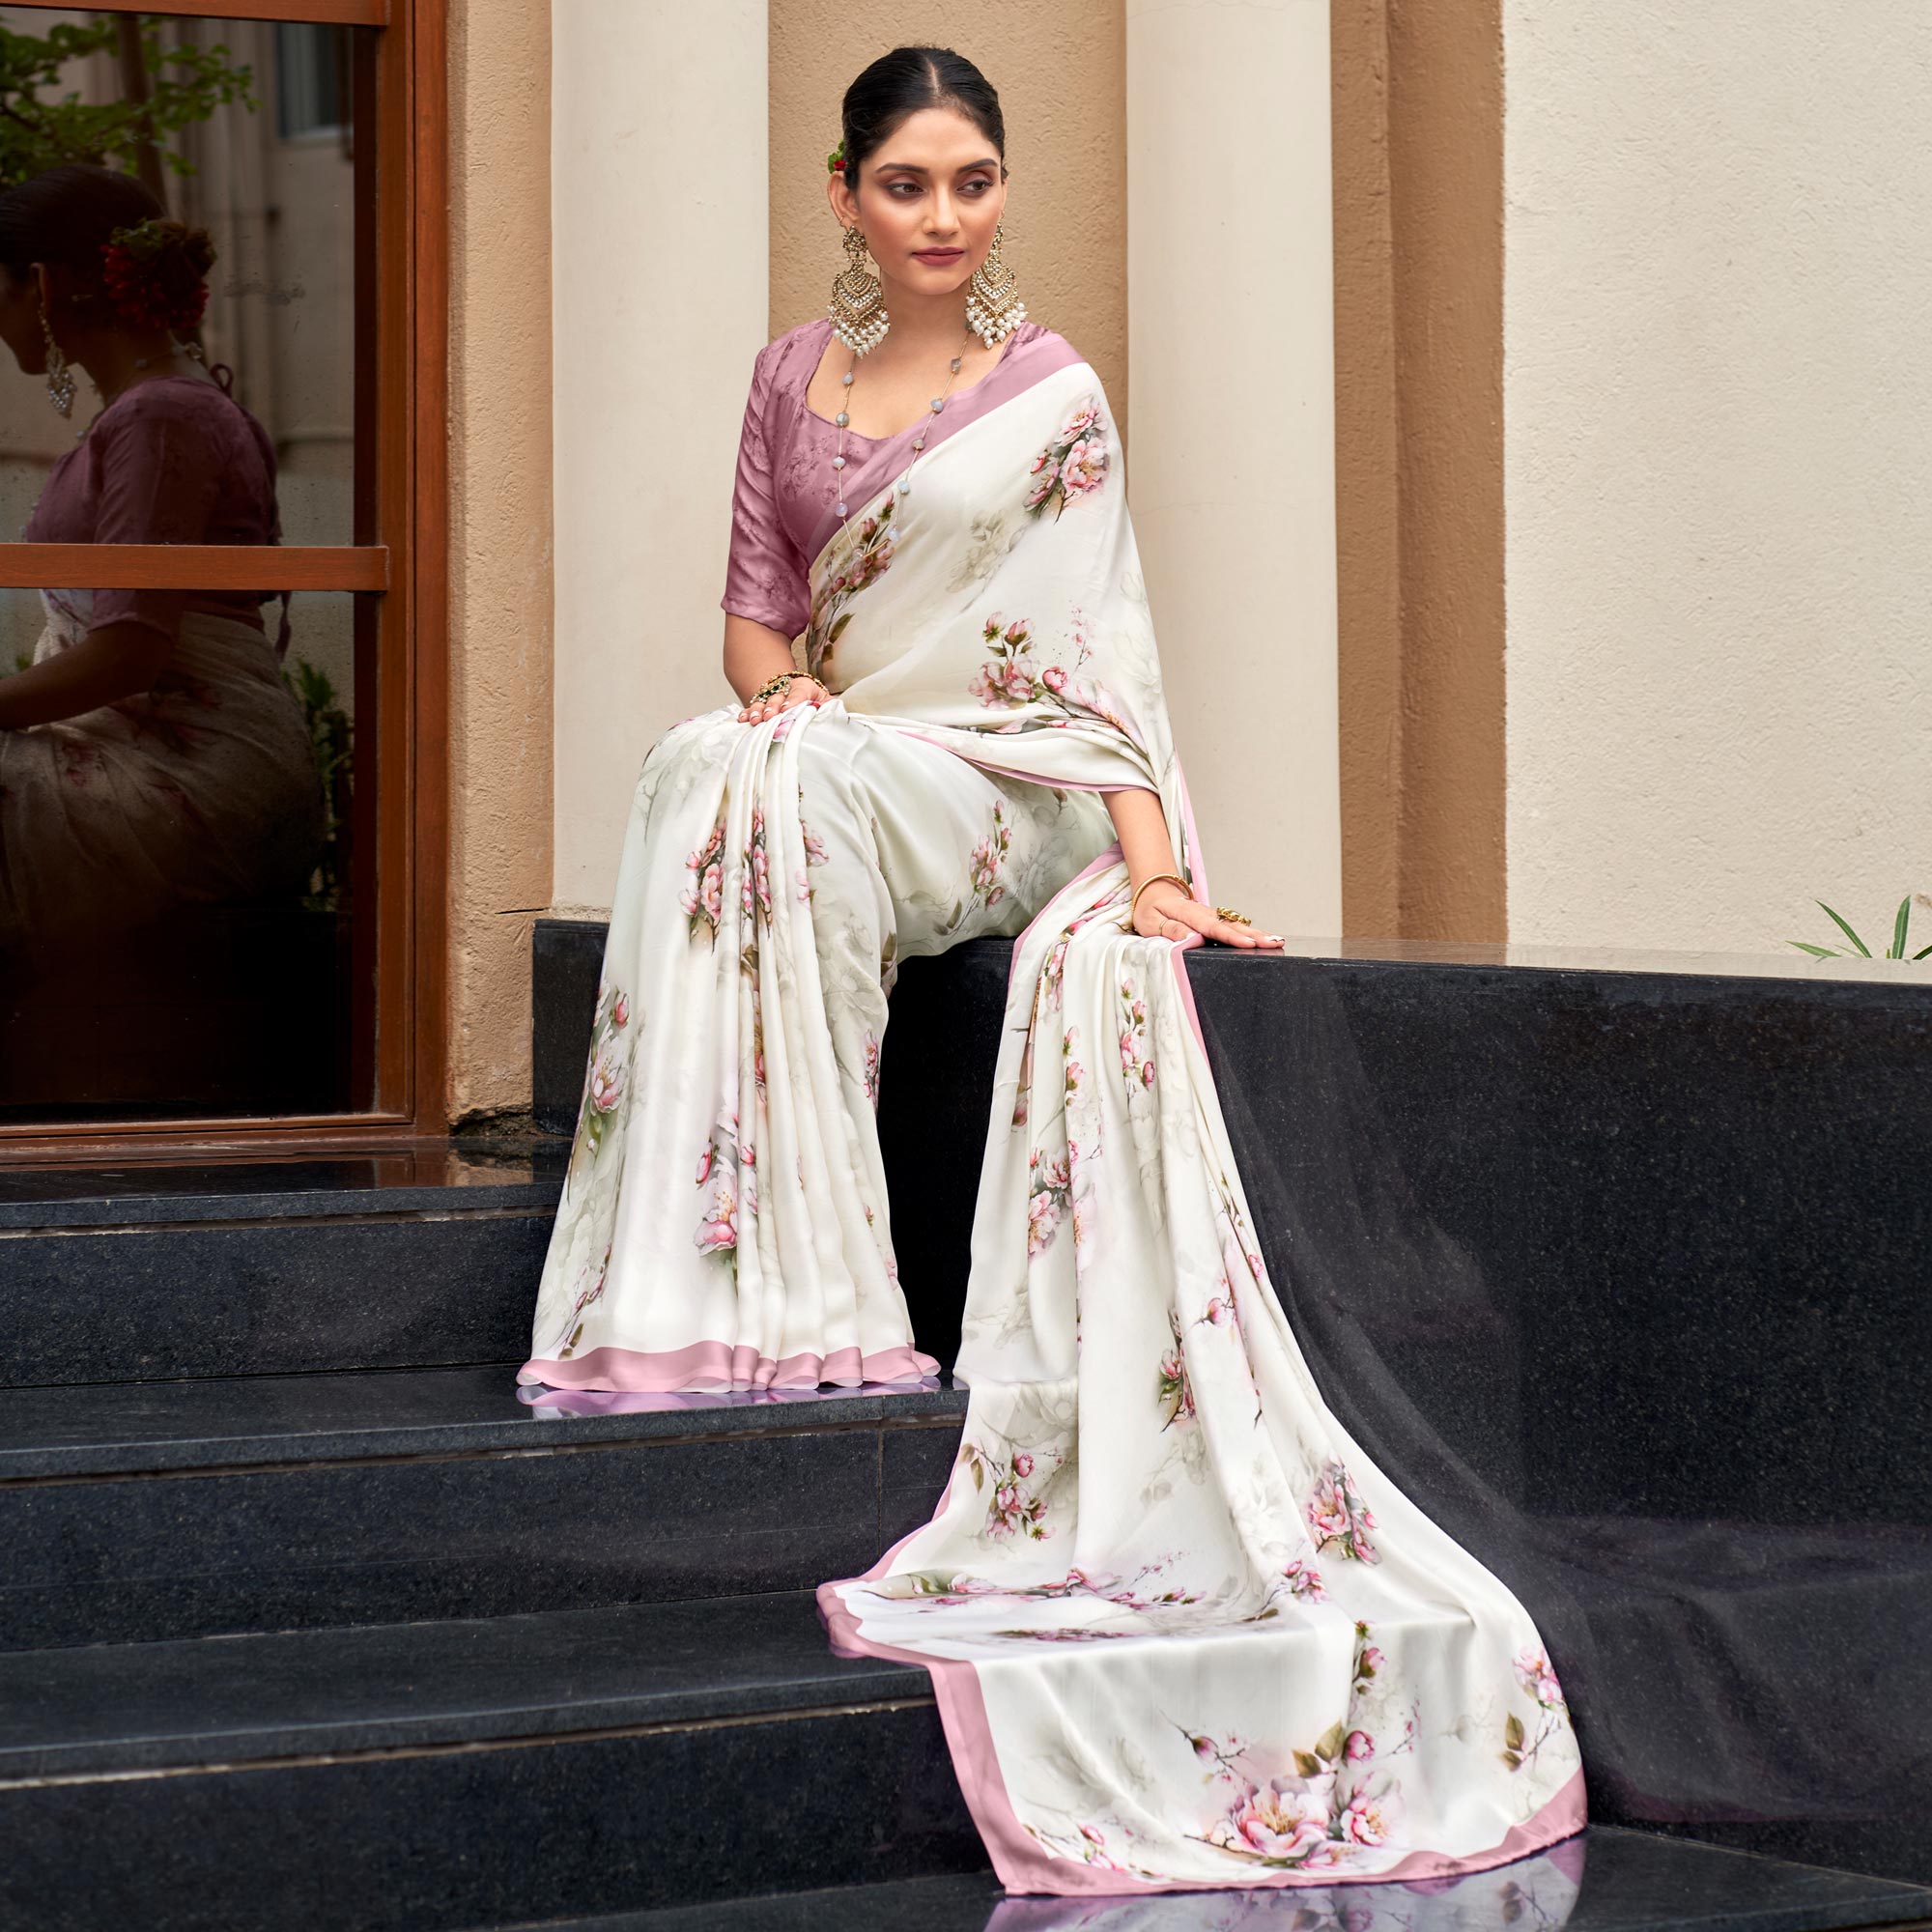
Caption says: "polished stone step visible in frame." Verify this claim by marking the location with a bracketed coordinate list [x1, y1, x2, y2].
[490, 1829, 1932, 1931]
[0, 1144, 565, 1386]
[0, 1591, 980, 1932]
[0, 1365, 964, 1651]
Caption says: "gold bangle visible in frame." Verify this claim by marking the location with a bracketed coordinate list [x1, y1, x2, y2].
[1122, 870, 1191, 931]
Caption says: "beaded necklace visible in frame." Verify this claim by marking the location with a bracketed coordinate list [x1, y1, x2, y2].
[830, 323, 980, 524]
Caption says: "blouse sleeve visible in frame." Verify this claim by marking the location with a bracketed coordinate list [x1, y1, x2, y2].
[719, 337, 810, 641]
[84, 391, 228, 639]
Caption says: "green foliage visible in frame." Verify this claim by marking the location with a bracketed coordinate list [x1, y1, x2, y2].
[1789, 895, 1932, 962]
[0, 15, 256, 188]
[283, 656, 352, 915]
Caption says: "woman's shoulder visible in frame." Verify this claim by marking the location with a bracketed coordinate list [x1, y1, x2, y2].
[753, 317, 835, 400]
[99, 374, 263, 444]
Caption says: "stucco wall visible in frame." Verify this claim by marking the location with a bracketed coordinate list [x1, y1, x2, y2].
[446, 0, 554, 1119]
[768, 3, 1127, 441]
[1128, 0, 1341, 934]
[1505, 3, 1932, 954]
[550, 3, 770, 915]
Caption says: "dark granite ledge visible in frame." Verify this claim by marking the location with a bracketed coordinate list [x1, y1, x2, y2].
[489, 1828, 1932, 1932]
[0, 1141, 569, 1231]
[0, 1590, 926, 1780]
[0, 1364, 969, 1481]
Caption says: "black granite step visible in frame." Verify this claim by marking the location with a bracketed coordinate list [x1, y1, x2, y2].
[0, 1590, 984, 1931]
[0, 1143, 566, 1387]
[0, 1365, 964, 1650]
[487, 1830, 1932, 1931]
[536, 920, 1932, 1887]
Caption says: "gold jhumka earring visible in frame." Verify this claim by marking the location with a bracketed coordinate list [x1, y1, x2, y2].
[965, 219, 1027, 347]
[828, 223, 890, 356]
[39, 298, 73, 417]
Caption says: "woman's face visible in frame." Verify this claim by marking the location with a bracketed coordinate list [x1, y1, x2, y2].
[830, 105, 1007, 306]
[0, 264, 49, 375]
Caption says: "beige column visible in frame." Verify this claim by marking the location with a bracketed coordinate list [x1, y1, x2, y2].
[1126, 0, 1342, 933]
[552, 0, 771, 911]
[447, 0, 554, 1121]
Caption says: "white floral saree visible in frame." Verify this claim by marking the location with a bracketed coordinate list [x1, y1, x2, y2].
[523, 352, 1585, 1892]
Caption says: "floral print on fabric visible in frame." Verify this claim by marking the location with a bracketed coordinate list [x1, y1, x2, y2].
[524, 347, 1583, 1889]
[1025, 395, 1110, 521]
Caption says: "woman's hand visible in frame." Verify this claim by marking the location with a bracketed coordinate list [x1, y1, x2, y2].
[736, 673, 828, 725]
[1132, 879, 1283, 949]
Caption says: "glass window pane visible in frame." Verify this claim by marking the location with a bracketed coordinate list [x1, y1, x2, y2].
[0, 10, 366, 547]
[0, 585, 379, 1122]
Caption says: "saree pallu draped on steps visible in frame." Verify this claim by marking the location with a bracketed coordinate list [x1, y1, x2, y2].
[522, 352, 1586, 1891]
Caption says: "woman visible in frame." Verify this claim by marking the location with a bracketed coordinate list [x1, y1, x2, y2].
[525, 47, 1585, 1895]
[0, 164, 321, 947]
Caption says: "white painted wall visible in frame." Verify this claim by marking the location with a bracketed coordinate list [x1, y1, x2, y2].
[1505, 2, 1932, 957]
[552, 0, 769, 910]
[1127, 0, 1342, 934]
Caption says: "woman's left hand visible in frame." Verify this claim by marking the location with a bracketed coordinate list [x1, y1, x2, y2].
[1132, 881, 1283, 949]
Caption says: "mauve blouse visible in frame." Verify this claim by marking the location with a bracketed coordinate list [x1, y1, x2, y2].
[25, 373, 283, 639]
[720, 315, 1071, 641]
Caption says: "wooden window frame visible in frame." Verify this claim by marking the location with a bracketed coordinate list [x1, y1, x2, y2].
[0, 0, 446, 1159]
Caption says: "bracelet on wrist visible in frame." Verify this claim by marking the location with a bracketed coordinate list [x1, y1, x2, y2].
[1122, 869, 1192, 930]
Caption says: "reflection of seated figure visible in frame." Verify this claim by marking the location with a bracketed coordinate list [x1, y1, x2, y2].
[0, 164, 322, 949]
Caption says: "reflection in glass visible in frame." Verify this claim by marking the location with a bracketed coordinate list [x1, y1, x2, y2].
[0, 585, 365, 1122]
[980, 1838, 1582, 1930]
[0, 11, 357, 546]
[0, 12, 374, 1124]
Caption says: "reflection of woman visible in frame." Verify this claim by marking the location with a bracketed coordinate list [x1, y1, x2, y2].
[525, 49, 1585, 1892]
[0, 164, 321, 946]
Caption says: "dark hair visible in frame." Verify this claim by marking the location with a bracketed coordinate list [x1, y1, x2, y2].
[840, 45, 1007, 192]
[0, 164, 215, 329]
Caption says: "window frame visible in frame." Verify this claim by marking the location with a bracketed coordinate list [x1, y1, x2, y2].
[0, 0, 446, 1158]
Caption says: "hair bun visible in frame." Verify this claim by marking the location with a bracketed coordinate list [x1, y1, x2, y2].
[102, 215, 216, 333]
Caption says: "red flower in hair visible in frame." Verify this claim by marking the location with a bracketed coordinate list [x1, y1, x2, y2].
[100, 219, 212, 334]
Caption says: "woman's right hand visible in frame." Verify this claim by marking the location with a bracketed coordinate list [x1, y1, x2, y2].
[736, 673, 828, 726]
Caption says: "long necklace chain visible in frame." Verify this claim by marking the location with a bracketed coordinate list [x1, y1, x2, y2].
[831, 322, 980, 524]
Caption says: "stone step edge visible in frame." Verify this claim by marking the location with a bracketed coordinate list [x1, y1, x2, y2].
[0, 1366, 969, 1483]
[0, 1594, 929, 1784]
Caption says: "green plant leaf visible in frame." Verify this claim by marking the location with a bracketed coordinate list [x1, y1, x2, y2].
[1892, 896, 1912, 960]
[1788, 942, 1840, 959]
[1916, 944, 1932, 961]
[1817, 902, 1871, 957]
[1505, 1712, 1525, 1750]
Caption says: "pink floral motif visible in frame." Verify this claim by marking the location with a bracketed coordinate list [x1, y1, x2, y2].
[961, 1439, 1055, 1542]
[1515, 1647, 1567, 1713]
[1157, 1309, 1196, 1431]
[968, 798, 1012, 907]
[1025, 395, 1111, 520]
[1280, 1557, 1326, 1603]
[861, 1032, 881, 1106]
[806, 497, 897, 684]
[1345, 1729, 1376, 1763]
[1027, 1148, 1072, 1259]
[1306, 1456, 1381, 1566]
[1337, 1773, 1401, 1847]
[567, 978, 635, 1193]
[1204, 1782, 1336, 1868]
[969, 613, 1038, 709]
[694, 1113, 749, 1259]
[681, 817, 727, 944]
[1117, 974, 1155, 1090]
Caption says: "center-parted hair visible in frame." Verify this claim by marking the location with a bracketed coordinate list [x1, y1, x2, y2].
[840, 45, 1007, 192]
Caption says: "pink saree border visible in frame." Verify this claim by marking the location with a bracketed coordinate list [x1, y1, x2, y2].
[519, 1339, 940, 1395]
[816, 1573, 1586, 1897]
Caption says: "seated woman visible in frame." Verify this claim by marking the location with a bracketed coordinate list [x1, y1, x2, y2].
[0, 163, 322, 951]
